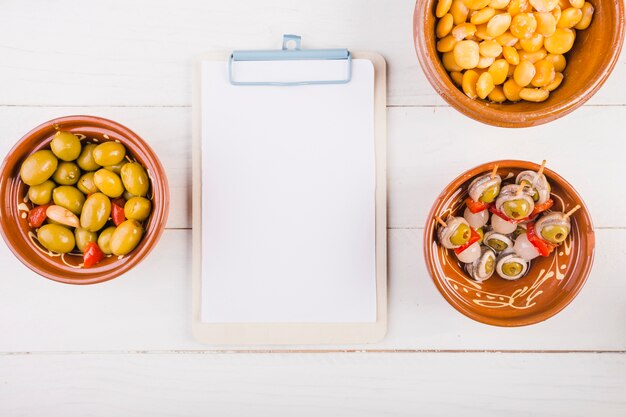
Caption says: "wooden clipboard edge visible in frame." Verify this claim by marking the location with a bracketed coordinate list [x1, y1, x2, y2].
[191, 52, 387, 346]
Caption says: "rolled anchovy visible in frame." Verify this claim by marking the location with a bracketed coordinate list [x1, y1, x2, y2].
[468, 173, 501, 203]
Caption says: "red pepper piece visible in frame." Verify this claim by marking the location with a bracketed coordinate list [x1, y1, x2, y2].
[526, 222, 557, 257]
[489, 206, 530, 224]
[83, 242, 105, 268]
[454, 227, 481, 255]
[27, 204, 50, 228]
[465, 197, 490, 214]
[111, 197, 126, 226]
[530, 198, 554, 217]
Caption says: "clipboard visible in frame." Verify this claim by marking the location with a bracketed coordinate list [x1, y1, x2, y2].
[191, 35, 387, 345]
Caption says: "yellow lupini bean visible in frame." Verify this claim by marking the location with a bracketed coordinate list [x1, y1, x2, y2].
[479, 39, 503, 57]
[503, 78, 524, 100]
[508, 0, 532, 15]
[474, 24, 494, 40]
[486, 13, 513, 37]
[442, 51, 463, 71]
[477, 55, 496, 68]
[453, 40, 481, 69]
[451, 0, 470, 24]
[534, 12, 557, 36]
[569, 0, 584, 8]
[437, 14, 455, 38]
[514, 60, 536, 86]
[490, 0, 511, 9]
[496, 31, 519, 46]
[552, 5, 562, 22]
[436, 0, 453, 18]
[463, 0, 491, 10]
[519, 32, 544, 51]
[462, 70, 480, 98]
[471, 7, 496, 24]
[519, 87, 550, 102]
[452, 23, 478, 40]
[488, 59, 510, 84]
[450, 71, 464, 86]
[503, 45, 520, 64]
[574, 2, 593, 30]
[507, 63, 517, 76]
[510, 13, 537, 39]
[531, 59, 556, 87]
[544, 28, 575, 54]
[519, 47, 547, 63]
[557, 7, 582, 28]
[545, 53, 566, 72]
[476, 72, 496, 98]
[529, 0, 558, 12]
[488, 85, 507, 102]
[545, 72, 564, 91]
[437, 35, 458, 52]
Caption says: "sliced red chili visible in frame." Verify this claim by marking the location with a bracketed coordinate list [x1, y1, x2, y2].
[454, 227, 481, 255]
[526, 222, 557, 257]
[489, 206, 530, 224]
[465, 197, 490, 214]
[111, 197, 126, 226]
[83, 242, 105, 268]
[27, 204, 50, 228]
[530, 198, 554, 217]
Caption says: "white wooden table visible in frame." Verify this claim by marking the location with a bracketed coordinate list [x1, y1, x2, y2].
[1, 1, 625, 415]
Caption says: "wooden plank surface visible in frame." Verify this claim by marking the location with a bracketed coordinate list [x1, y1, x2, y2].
[1, 0, 625, 414]
[1, 353, 625, 417]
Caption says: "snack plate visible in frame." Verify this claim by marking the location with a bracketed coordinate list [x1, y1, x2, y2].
[423, 160, 595, 327]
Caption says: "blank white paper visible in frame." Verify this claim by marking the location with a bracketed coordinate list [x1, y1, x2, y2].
[200, 59, 376, 323]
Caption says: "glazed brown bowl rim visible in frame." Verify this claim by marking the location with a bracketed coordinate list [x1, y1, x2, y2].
[0, 115, 170, 285]
[413, 0, 625, 128]
[423, 159, 596, 326]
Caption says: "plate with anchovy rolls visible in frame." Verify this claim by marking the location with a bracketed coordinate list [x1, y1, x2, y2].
[424, 159, 594, 326]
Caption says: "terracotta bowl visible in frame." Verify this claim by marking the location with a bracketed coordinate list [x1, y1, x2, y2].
[413, 0, 625, 128]
[424, 160, 595, 326]
[0, 116, 169, 285]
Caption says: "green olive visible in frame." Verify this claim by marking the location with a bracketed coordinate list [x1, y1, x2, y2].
[20, 150, 58, 186]
[123, 191, 136, 201]
[37, 224, 75, 254]
[97, 226, 117, 255]
[52, 161, 81, 185]
[502, 199, 531, 219]
[77, 172, 98, 195]
[76, 143, 101, 171]
[74, 227, 97, 252]
[92, 141, 126, 166]
[450, 223, 471, 246]
[93, 168, 124, 198]
[487, 238, 508, 252]
[80, 193, 111, 232]
[484, 256, 494, 274]
[109, 219, 144, 256]
[120, 162, 149, 197]
[520, 179, 540, 202]
[540, 224, 569, 244]
[52, 186, 86, 215]
[28, 180, 56, 205]
[105, 161, 127, 175]
[124, 197, 152, 221]
[501, 261, 523, 277]
[50, 131, 81, 161]
[476, 227, 484, 244]
[479, 184, 500, 203]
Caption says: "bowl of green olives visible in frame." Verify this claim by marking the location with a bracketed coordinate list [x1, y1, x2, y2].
[0, 115, 169, 284]
[424, 160, 595, 326]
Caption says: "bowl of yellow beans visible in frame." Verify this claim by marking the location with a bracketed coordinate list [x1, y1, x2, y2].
[414, 0, 624, 127]
[0, 116, 169, 284]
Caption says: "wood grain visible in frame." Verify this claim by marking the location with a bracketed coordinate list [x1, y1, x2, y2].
[1, 353, 625, 417]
